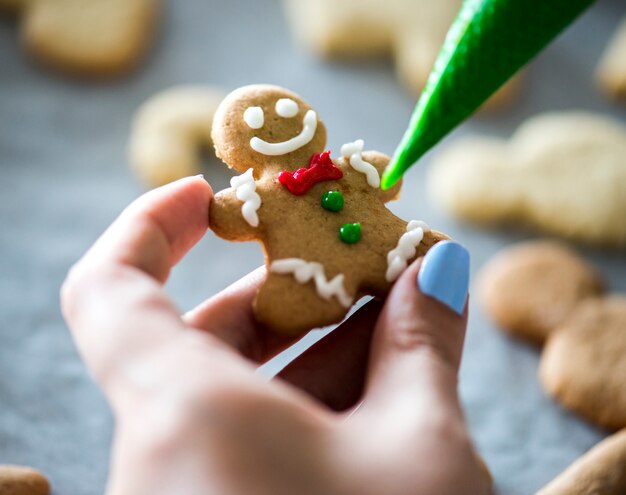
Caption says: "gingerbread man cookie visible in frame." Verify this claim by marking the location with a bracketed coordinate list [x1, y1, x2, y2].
[428, 111, 626, 247]
[210, 85, 448, 335]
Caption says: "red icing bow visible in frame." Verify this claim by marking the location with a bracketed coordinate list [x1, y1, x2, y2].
[278, 151, 343, 195]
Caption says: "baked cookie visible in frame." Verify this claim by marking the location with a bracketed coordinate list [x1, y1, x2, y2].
[0, 465, 50, 495]
[477, 241, 604, 344]
[539, 297, 626, 430]
[428, 111, 626, 247]
[129, 85, 225, 187]
[537, 428, 626, 495]
[21, 0, 159, 77]
[596, 18, 626, 101]
[209, 84, 448, 335]
[281, 0, 519, 107]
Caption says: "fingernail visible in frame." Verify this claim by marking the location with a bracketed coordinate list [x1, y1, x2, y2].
[417, 241, 469, 315]
[194, 174, 205, 179]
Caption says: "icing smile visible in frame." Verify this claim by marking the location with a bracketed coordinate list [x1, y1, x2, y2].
[250, 110, 317, 156]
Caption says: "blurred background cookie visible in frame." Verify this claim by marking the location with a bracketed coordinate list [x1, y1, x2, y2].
[1, 1, 625, 493]
[282, 0, 520, 108]
[0, 465, 50, 495]
[129, 85, 225, 187]
[428, 111, 626, 247]
[4, 0, 159, 77]
[477, 241, 604, 344]
[539, 297, 626, 430]
[537, 428, 626, 495]
[596, 18, 626, 101]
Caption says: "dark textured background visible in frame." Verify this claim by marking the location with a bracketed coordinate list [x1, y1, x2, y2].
[1, 1, 625, 493]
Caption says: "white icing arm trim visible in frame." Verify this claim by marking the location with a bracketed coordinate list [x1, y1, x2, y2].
[250, 110, 318, 156]
[340, 139, 380, 188]
[230, 168, 261, 227]
[270, 258, 353, 308]
[385, 220, 430, 282]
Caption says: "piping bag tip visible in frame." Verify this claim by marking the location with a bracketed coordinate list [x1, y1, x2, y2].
[381, 134, 425, 190]
[380, 154, 408, 191]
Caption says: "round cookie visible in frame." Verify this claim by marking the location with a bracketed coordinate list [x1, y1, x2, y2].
[22, 0, 159, 77]
[0, 465, 50, 495]
[539, 297, 626, 430]
[537, 428, 626, 495]
[129, 85, 225, 187]
[209, 84, 448, 335]
[477, 241, 604, 344]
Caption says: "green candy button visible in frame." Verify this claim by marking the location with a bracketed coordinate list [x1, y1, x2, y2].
[339, 223, 361, 244]
[321, 190, 344, 212]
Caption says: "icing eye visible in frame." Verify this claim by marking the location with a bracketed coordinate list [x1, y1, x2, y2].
[275, 98, 299, 118]
[244, 106, 264, 129]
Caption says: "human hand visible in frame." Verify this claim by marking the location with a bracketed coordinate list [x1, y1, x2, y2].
[61, 176, 491, 495]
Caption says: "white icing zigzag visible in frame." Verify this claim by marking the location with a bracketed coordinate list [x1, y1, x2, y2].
[270, 258, 353, 308]
[341, 139, 380, 188]
[385, 220, 430, 282]
[230, 168, 261, 227]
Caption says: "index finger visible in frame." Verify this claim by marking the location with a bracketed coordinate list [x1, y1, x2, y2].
[61, 176, 213, 382]
[81, 175, 212, 283]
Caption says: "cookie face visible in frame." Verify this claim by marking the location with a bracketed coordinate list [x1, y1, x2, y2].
[477, 241, 604, 344]
[537, 428, 626, 495]
[211, 85, 327, 174]
[428, 112, 626, 246]
[209, 84, 448, 335]
[0, 465, 50, 495]
[539, 297, 626, 430]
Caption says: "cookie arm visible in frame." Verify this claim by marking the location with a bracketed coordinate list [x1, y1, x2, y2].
[209, 188, 258, 241]
[361, 151, 402, 202]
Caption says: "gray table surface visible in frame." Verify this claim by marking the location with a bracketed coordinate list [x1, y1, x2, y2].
[1, 1, 625, 493]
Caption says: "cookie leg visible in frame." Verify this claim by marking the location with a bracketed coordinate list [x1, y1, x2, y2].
[255, 273, 349, 336]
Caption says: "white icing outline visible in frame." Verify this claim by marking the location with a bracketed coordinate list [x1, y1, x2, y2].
[340, 139, 380, 188]
[244, 106, 264, 129]
[250, 110, 317, 156]
[385, 220, 430, 282]
[275, 98, 299, 118]
[270, 258, 353, 308]
[230, 168, 261, 227]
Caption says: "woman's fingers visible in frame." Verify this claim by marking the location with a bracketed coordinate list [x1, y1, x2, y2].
[82, 175, 212, 282]
[363, 241, 470, 422]
[183, 267, 298, 361]
[61, 177, 213, 384]
[276, 300, 381, 411]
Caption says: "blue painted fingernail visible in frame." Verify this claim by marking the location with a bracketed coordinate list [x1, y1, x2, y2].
[417, 241, 469, 315]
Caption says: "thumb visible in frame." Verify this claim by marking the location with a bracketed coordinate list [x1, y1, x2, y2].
[363, 241, 470, 419]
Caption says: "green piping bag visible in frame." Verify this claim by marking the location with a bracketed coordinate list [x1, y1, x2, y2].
[381, 0, 595, 190]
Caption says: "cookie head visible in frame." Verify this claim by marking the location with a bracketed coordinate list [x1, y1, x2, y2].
[211, 84, 327, 174]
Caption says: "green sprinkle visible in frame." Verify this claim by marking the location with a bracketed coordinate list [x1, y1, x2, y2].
[321, 190, 344, 212]
[339, 223, 361, 244]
